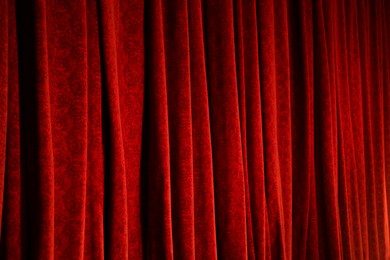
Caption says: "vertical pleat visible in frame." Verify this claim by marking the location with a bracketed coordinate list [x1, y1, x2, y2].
[156, 0, 196, 259]
[15, 0, 56, 258]
[288, 0, 319, 259]
[232, 0, 253, 258]
[313, 0, 343, 258]
[16, 1, 55, 259]
[187, 0, 218, 259]
[273, 0, 292, 258]
[143, 0, 173, 258]
[84, 0, 105, 259]
[368, 0, 390, 257]
[333, 0, 358, 258]
[203, 0, 247, 258]
[369, 1, 390, 257]
[0, 0, 8, 238]
[357, 0, 381, 258]
[257, 0, 288, 258]
[114, 0, 144, 259]
[239, 0, 268, 259]
[0, 0, 22, 259]
[305, 1, 320, 256]
[39, 0, 89, 259]
[96, 0, 129, 258]
[346, 0, 369, 258]
[341, 1, 367, 259]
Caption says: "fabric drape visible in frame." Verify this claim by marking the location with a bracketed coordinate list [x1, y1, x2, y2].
[0, 0, 389, 259]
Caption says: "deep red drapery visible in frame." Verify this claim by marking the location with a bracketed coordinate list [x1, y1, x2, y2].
[0, 0, 390, 259]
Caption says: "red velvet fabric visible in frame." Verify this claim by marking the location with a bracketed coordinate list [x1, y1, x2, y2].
[0, 0, 390, 259]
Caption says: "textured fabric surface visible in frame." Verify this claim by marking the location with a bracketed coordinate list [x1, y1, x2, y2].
[0, 0, 390, 259]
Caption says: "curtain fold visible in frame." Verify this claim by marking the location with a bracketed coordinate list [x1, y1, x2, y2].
[1, 0, 390, 259]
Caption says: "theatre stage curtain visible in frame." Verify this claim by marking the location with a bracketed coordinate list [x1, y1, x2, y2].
[1, 0, 390, 259]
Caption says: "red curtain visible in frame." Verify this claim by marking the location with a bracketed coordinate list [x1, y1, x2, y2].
[0, 0, 390, 259]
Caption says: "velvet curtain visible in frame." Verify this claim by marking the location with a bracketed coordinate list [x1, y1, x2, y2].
[0, 0, 390, 259]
